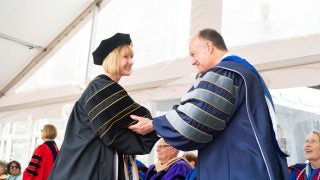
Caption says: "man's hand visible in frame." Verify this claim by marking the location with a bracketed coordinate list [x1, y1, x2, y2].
[129, 115, 154, 135]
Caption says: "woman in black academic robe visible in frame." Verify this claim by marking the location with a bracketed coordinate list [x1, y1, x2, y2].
[48, 33, 159, 180]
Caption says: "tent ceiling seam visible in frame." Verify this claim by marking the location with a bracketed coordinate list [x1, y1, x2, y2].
[0, 32, 44, 50]
[0, 0, 103, 98]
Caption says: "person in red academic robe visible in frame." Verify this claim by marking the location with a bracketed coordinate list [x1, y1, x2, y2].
[23, 124, 59, 180]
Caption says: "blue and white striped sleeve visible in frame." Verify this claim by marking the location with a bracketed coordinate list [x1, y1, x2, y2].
[153, 70, 239, 151]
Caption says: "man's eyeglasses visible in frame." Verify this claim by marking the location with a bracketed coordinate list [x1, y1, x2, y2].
[10, 165, 19, 169]
[156, 145, 171, 149]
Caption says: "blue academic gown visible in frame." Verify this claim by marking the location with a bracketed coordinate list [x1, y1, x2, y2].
[152, 55, 289, 180]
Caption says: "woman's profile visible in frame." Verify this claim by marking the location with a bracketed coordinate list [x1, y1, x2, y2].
[48, 33, 159, 180]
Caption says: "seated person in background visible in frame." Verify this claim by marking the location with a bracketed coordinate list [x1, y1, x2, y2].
[289, 130, 320, 179]
[145, 138, 192, 180]
[183, 152, 197, 180]
[182, 152, 197, 168]
[6, 160, 22, 180]
[0, 160, 8, 180]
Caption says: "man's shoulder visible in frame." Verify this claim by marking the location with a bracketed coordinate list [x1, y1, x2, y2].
[217, 60, 251, 74]
[215, 59, 259, 85]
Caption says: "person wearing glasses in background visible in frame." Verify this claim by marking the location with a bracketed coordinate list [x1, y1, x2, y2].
[23, 124, 59, 180]
[6, 161, 22, 180]
[289, 130, 320, 180]
[145, 138, 192, 180]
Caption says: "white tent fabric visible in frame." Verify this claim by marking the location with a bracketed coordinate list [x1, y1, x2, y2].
[1, 0, 320, 100]
[0, 0, 98, 96]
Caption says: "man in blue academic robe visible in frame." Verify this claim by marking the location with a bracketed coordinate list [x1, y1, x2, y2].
[129, 28, 289, 180]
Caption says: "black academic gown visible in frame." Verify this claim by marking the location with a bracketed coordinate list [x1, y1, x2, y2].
[48, 74, 159, 180]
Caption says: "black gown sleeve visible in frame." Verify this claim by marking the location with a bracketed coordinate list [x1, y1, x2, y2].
[82, 75, 159, 154]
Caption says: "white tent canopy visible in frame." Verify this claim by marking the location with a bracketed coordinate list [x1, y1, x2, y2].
[1, 0, 319, 101]
[0, 0, 101, 96]
[0, 0, 320, 111]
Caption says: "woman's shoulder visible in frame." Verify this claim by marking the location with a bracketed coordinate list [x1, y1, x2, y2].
[7, 174, 22, 180]
[289, 163, 306, 171]
[33, 141, 57, 155]
[88, 74, 113, 87]
[80, 75, 123, 100]
[87, 74, 125, 91]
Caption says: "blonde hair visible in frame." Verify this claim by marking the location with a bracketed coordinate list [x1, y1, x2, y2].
[42, 124, 57, 139]
[312, 130, 320, 141]
[102, 44, 133, 75]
